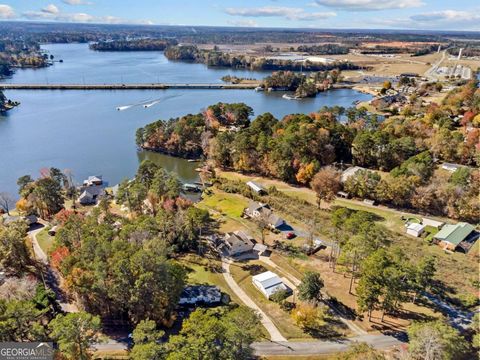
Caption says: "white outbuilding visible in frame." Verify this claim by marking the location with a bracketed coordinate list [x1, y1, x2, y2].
[252, 271, 289, 299]
[406, 223, 426, 237]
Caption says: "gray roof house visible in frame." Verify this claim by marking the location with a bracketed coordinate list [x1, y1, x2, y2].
[244, 201, 285, 229]
[179, 285, 222, 306]
[83, 175, 103, 187]
[222, 231, 255, 256]
[78, 185, 105, 205]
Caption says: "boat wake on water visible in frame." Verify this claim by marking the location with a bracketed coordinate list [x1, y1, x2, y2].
[117, 94, 182, 111]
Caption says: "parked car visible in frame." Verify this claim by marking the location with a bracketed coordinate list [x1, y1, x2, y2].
[285, 232, 296, 239]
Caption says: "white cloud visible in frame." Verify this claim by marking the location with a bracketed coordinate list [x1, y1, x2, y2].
[42, 4, 60, 15]
[411, 10, 480, 22]
[370, 9, 480, 30]
[225, 6, 336, 21]
[0, 4, 15, 19]
[62, 0, 93, 5]
[227, 19, 259, 27]
[22, 8, 153, 25]
[314, 0, 424, 11]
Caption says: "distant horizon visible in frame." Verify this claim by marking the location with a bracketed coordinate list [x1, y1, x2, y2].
[2, 20, 480, 35]
[1, 0, 479, 31]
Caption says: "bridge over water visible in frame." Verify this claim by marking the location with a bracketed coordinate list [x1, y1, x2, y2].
[0, 83, 354, 91]
[0, 83, 261, 90]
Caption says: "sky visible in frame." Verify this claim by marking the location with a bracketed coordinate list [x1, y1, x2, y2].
[1, 0, 479, 31]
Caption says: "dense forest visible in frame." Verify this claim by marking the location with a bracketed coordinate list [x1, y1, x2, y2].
[164, 45, 360, 71]
[0, 40, 49, 77]
[137, 80, 480, 222]
[0, 162, 262, 359]
[297, 44, 350, 55]
[90, 38, 177, 51]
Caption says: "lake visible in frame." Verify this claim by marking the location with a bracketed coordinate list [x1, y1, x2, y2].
[0, 43, 371, 196]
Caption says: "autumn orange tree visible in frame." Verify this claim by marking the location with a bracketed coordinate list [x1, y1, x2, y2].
[310, 167, 341, 209]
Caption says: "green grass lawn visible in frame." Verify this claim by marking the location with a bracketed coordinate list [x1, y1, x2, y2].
[36, 227, 55, 254]
[198, 191, 248, 219]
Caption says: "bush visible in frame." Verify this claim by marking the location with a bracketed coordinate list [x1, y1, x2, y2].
[456, 293, 479, 309]
[270, 289, 290, 303]
[280, 301, 296, 312]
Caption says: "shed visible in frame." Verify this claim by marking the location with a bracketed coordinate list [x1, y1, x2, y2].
[246, 181, 267, 194]
[48, 226, 58, 236]
[406, 223, 426, 237]
[252, 271, 290, 299]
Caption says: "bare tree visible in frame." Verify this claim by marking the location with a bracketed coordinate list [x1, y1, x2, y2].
[0, 192, 15, 215]
[255, 209, 271, 244]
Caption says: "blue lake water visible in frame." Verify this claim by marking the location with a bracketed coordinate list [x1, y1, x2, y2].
[0, 43, 371, 196]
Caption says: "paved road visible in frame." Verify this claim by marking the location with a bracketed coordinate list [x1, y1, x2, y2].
[221, 258, 287, 342]
[252, 334, 402, 356]
[425, 50, 446, 80]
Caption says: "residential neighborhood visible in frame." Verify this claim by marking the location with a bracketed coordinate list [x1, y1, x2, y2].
[0, 11, 479, 360]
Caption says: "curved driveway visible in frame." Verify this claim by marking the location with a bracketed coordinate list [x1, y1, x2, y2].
[221, 258, 287, 342]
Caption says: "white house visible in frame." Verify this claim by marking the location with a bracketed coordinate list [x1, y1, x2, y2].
[246, 181, 267, 194]
[406, 223, 426, 237]
[422, 218, 444, 229]
[179, 285, 222, 305]
[252, 271, 289, 299]
[222, 231, 255, 256]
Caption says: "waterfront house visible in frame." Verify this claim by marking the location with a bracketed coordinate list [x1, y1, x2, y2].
[178, 285, 222, 306]
[78, 185, 105, 205]
[252, 271, 290, 299]
[83, 175, 103, 187]
[433, 222, 476, 252]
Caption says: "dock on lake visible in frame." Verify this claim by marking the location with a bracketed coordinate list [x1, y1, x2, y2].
[0, 83, 261, 90]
